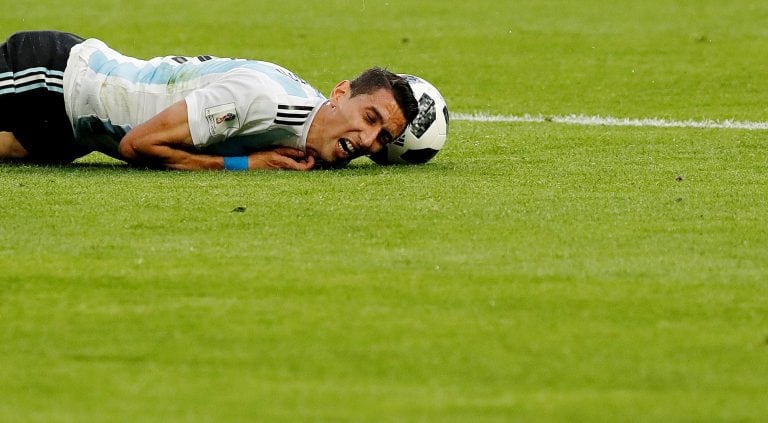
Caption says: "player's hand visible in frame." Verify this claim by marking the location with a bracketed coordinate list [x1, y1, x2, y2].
[248, 147, 316, 170]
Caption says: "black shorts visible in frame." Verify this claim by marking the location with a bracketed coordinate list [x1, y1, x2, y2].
[0, 30, 90, 163]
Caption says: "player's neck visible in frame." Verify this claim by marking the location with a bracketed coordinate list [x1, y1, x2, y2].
[304, 101, 332, 154]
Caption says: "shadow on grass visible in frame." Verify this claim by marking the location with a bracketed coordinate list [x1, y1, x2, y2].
[0, 156, 452, 177]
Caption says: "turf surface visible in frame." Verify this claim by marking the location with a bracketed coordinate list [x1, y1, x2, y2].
[1, 0, 767, 421]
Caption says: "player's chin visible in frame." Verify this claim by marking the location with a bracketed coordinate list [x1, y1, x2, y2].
[312, 141, 349, 168]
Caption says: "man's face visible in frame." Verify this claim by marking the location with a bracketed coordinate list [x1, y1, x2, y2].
[305, 81, 407, 165]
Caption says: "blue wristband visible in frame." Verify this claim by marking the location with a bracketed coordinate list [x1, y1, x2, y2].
[223, 156, 249, 171]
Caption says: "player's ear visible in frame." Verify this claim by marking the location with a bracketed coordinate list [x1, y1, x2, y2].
[329, 80, 351, 105]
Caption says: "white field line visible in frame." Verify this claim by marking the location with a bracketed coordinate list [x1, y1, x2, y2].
[453, 112, 768, 131]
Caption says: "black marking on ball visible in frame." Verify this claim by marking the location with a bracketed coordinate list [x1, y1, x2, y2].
[411, 93, 436, 138]
[401, 148, 439, 164]
[443, 105, 449, 133]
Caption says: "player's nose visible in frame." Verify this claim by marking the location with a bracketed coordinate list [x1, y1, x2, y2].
[360, 127, 379, 148]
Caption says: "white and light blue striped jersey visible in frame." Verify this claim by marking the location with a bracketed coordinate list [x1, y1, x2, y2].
[62, 38, 326, 159]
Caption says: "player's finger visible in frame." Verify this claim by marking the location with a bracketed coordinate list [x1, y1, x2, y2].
[280, 154, 314, 171]
[299, 154, 315, 170]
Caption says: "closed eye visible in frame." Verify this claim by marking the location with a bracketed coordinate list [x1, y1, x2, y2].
[365, 106, 384, 124]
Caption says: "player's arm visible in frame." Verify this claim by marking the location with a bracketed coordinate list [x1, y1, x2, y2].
[118, 100, 315, 171]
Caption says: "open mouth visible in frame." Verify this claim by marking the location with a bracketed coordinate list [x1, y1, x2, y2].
[339, 138, 356, 156]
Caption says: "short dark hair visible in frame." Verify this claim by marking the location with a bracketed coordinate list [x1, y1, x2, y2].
[349, 67, 419, 124]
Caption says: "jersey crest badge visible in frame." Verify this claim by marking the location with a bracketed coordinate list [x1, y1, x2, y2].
[205, 103, 240, 136]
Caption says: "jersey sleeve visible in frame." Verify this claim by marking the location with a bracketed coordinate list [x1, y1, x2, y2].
[184, 69, 278, 148]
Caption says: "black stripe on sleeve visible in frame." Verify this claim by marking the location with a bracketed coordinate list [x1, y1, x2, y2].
[277, 104, 315, 111]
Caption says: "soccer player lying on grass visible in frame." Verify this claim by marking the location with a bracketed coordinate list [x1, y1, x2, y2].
[0, 31, 418, 170]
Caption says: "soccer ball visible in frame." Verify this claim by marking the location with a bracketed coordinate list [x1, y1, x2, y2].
[370, 75, 449, 165]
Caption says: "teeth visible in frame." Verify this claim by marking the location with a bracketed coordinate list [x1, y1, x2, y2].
[340, 139, 356, 155]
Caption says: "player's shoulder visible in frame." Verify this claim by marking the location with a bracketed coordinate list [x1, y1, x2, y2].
[220, 61, 324, 99]
[198, 65, 324, 116]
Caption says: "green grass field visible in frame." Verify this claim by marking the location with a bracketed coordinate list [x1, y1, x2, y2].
[2, 0, 767, 421]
